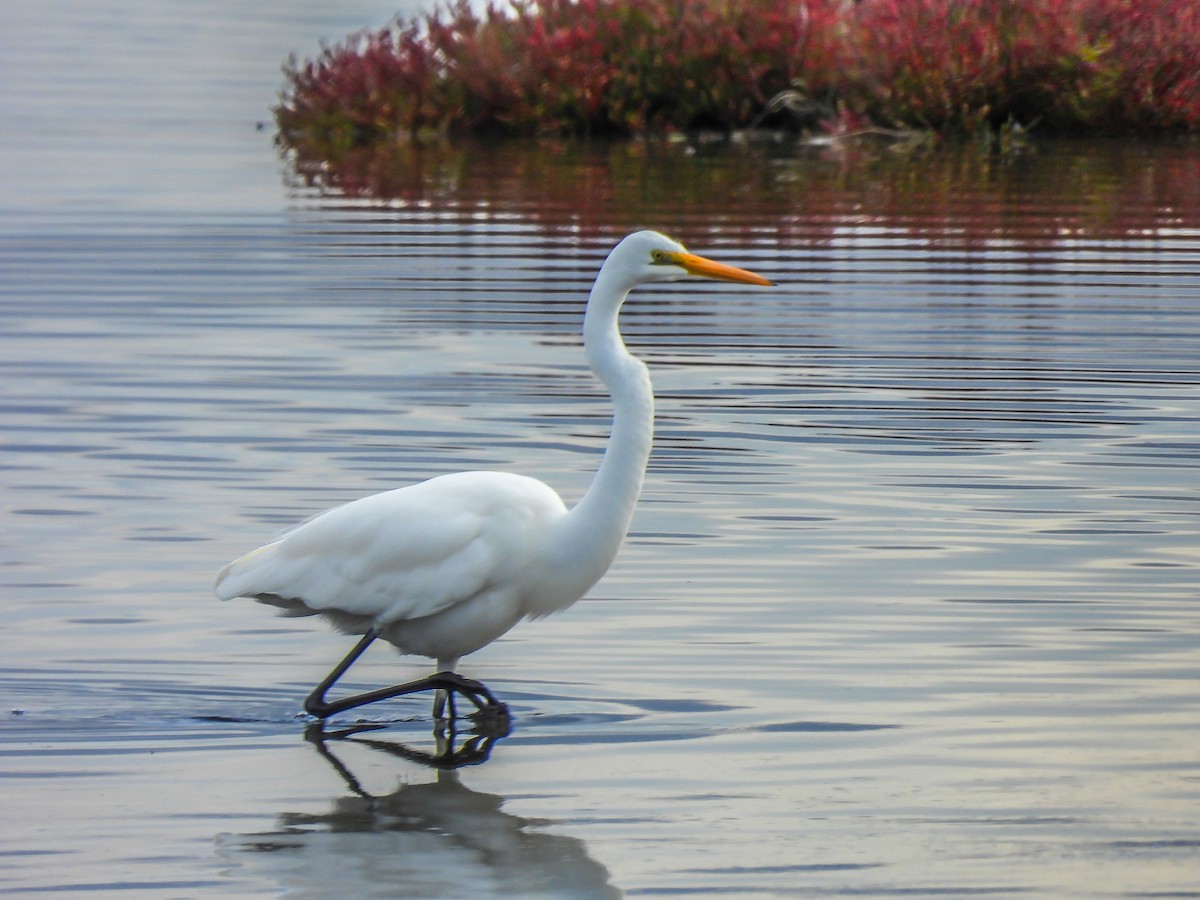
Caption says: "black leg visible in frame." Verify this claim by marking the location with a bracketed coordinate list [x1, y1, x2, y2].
[303, 629, 509, 721]
[304, 628, 381, 717]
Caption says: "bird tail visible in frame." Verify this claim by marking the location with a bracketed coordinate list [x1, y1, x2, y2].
[213, 543, 277, 601]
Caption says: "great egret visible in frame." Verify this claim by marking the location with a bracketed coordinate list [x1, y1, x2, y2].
[215, 230, 773, 720]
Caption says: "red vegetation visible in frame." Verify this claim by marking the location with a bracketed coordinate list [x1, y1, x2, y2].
[275, 0, 1200, 155]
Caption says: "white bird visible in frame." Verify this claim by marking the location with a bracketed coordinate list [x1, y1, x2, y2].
[215, 230, 773, 720]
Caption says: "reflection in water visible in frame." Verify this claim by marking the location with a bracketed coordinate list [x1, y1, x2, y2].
[284, 135, 1200, 250]
[219, 724, 620, 900]
[305, 718, 509, 770]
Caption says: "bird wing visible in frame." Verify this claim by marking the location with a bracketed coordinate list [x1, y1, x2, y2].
[214, 471, 566, 625]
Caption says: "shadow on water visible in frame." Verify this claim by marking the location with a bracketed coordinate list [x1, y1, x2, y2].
[218, 722, 622, 899]
[208, 707, 897, 897]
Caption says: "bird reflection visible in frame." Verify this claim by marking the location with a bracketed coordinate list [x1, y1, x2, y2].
[307, 714, 510, 771]
[218, 720, 621, 898]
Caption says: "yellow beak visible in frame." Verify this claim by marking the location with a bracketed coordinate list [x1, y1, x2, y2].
[672, 251, 774, 286]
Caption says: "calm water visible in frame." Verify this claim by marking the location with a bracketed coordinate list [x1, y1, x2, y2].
[2, 3, 1199, 898]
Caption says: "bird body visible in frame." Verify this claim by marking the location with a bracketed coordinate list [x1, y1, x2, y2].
[215, 471, 576, 668]
[215, 231, 772, 716]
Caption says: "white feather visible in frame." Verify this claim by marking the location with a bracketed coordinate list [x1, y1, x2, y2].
[214, 231, 771, 680]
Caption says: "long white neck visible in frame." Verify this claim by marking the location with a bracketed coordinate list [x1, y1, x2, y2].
[558, 264, 655, 582]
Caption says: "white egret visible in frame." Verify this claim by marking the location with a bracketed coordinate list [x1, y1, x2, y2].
[215, 230, 773, 720]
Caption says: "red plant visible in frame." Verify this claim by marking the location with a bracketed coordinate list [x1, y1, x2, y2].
[274, 0, 1200, 163]
[1083, 0, 1200, 130]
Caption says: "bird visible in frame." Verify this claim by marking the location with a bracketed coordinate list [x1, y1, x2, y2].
[214, 230, 773, 721]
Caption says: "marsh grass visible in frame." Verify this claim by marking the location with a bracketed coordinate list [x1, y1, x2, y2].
[276, 0, 1200, 159]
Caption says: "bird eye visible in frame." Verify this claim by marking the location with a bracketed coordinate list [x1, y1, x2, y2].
[651, 250, 669, 264]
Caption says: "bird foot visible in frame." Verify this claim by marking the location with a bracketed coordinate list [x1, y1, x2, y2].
[432, 672, 511, 729]
[305, 667, 510, 723]
[431, 671, 505, 710]
[303, 631, 510, 721]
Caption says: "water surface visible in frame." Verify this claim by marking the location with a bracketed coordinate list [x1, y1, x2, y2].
[2, 3, 1199, 897]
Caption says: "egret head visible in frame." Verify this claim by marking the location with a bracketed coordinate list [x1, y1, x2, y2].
[607, 230, 774, 290]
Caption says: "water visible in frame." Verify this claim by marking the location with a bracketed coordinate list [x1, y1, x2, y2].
[2, 3, 1198, 897]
